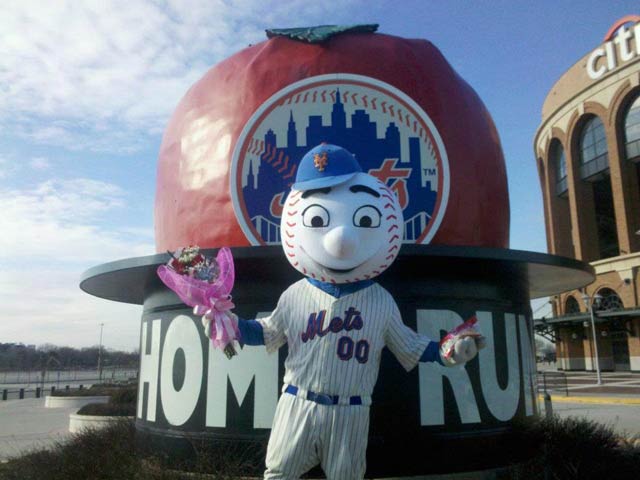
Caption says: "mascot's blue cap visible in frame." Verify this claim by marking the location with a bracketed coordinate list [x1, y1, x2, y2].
[292, 143, 362, 191]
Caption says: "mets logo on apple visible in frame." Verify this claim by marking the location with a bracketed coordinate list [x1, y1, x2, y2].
[230, 74, 450, 246]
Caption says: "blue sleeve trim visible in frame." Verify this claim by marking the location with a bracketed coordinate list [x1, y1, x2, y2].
[420, 341, 444, 365]
[237, 319, 265, 346]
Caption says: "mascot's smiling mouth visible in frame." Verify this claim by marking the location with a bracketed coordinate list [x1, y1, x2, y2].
[299, 244, 388, 278]
[325, 266, 357, 274]
[299, 245, 364, 275]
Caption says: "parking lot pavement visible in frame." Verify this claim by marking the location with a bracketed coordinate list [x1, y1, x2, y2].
[535, 368, 640, 438]
[546, 401, 640, 438]
[0, 398, 76, 462]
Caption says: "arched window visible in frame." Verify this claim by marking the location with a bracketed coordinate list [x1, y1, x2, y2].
[624, 95, 640, 160]
[579, 116, 608, 179]
[556, 146, 567, 179]
[597, 288, 624, 311]
[576, 116, 618, 259]
[551, 141, 567, 195]
[565, 296, 580, 315]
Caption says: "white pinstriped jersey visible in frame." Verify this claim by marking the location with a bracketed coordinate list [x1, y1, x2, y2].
[258, 279, 432, 398]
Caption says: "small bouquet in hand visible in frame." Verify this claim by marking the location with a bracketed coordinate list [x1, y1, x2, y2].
[157, 246, 238, 358]
[439, 315, 483, 363]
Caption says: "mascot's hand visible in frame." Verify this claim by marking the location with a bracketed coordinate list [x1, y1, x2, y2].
[201, 314, 214, 339]
[442, 334, 486, 367]
[201, 312, 238, 339]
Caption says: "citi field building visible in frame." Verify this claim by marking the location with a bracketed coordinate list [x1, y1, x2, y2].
[534, 16, 640, 371]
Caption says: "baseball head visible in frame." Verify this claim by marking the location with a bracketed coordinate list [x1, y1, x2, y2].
[281, 144, 403, 284]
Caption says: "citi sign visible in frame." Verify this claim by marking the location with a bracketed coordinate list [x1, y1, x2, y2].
[136, 309, 537, 430]
[587, 16, 640, 80]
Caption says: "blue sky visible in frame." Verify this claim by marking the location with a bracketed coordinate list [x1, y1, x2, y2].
[0, 1, 636, 350]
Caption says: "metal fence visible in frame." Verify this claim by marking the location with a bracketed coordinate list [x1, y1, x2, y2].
[537, 371, 568, 397]
[1, 384, 95, 401]
[0, 367, 138, 388]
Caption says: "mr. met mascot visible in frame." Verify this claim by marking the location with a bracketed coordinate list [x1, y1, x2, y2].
[204, 143, 485, 480]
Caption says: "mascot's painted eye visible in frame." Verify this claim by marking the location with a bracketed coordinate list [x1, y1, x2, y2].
[302, 204, 330, 228]
[353, 205, 381, 228]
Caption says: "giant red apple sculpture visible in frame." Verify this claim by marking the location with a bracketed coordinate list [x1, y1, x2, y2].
[155, 26, 509, 252]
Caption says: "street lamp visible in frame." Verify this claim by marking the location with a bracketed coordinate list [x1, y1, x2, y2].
[97, 323, 105, 383]
[581, 292, 603, 385]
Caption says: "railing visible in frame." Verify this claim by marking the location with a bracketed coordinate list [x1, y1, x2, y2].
[0, 367, 138, 387]
[1, 384, 88, 401]
[537, 371, 568, 397]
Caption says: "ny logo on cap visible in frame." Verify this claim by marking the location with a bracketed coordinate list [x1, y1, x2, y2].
[313, 152, 328, 172]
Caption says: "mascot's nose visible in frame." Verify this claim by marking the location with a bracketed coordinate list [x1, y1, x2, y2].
[323, 226, 358, 259]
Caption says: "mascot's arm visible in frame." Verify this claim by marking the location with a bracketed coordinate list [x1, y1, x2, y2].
[237, 319, 265, 346]
[420, 342, 444, 365]
[247, 288, 290, 353]
[200, 314, 265, 346]
[207, 286, 291, 352]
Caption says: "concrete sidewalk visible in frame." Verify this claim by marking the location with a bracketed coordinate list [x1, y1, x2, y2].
[0, 398, 76, 462]
[540, 393, 640, 405]
[538, 369, 640, 404]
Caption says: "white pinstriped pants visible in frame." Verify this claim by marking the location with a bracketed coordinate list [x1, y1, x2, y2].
[264, 393, 370, 479]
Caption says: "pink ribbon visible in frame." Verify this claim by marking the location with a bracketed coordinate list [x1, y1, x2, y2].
[193, 296, 238, 348]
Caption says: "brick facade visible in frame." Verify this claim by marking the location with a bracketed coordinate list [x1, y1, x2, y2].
[534, 21, 640, 371]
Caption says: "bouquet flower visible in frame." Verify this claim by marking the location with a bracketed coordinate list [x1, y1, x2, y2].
[157, 246, 238, 358]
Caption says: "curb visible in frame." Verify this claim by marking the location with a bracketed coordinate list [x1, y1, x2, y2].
[538, 394, 640, 405]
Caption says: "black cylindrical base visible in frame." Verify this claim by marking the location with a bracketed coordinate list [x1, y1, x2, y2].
[81, 245, 594, 477]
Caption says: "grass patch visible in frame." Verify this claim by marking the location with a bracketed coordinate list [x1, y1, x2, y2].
[0, 415, 638, 479]
[108, 384, 137, 404]
[76, 402, 136, 416]
[51, 383, 137, 398]
[75, 384, 138, 416]
[0, 420, 263, 480]
[0, 420, 146, 480]
[507, 416, 640, 479]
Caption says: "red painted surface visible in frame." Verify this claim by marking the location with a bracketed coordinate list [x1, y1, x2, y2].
[603, 15, 640, 42]
[155, 33, 510, 252]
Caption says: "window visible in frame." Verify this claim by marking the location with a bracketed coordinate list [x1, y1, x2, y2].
[565, 296, 580, 315]
[552, 141, 567, 196]
[580, 117, 607, 164]
[624, 95, 640, 160]
[597, 288, 624, 311]
[579, 116, 609, 179]
[556, 145, 567, 179]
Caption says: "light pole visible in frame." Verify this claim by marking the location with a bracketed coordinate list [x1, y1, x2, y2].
[581, 292, 603, 385]
[97, 323, 104, 383]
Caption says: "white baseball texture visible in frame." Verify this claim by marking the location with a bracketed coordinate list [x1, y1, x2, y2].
[281, 172, 403, 284]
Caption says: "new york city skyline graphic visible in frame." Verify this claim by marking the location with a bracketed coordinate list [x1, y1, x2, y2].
[242, 90, 438, 244]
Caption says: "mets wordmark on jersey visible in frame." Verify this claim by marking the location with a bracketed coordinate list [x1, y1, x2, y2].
[259, 280, 432, 399]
